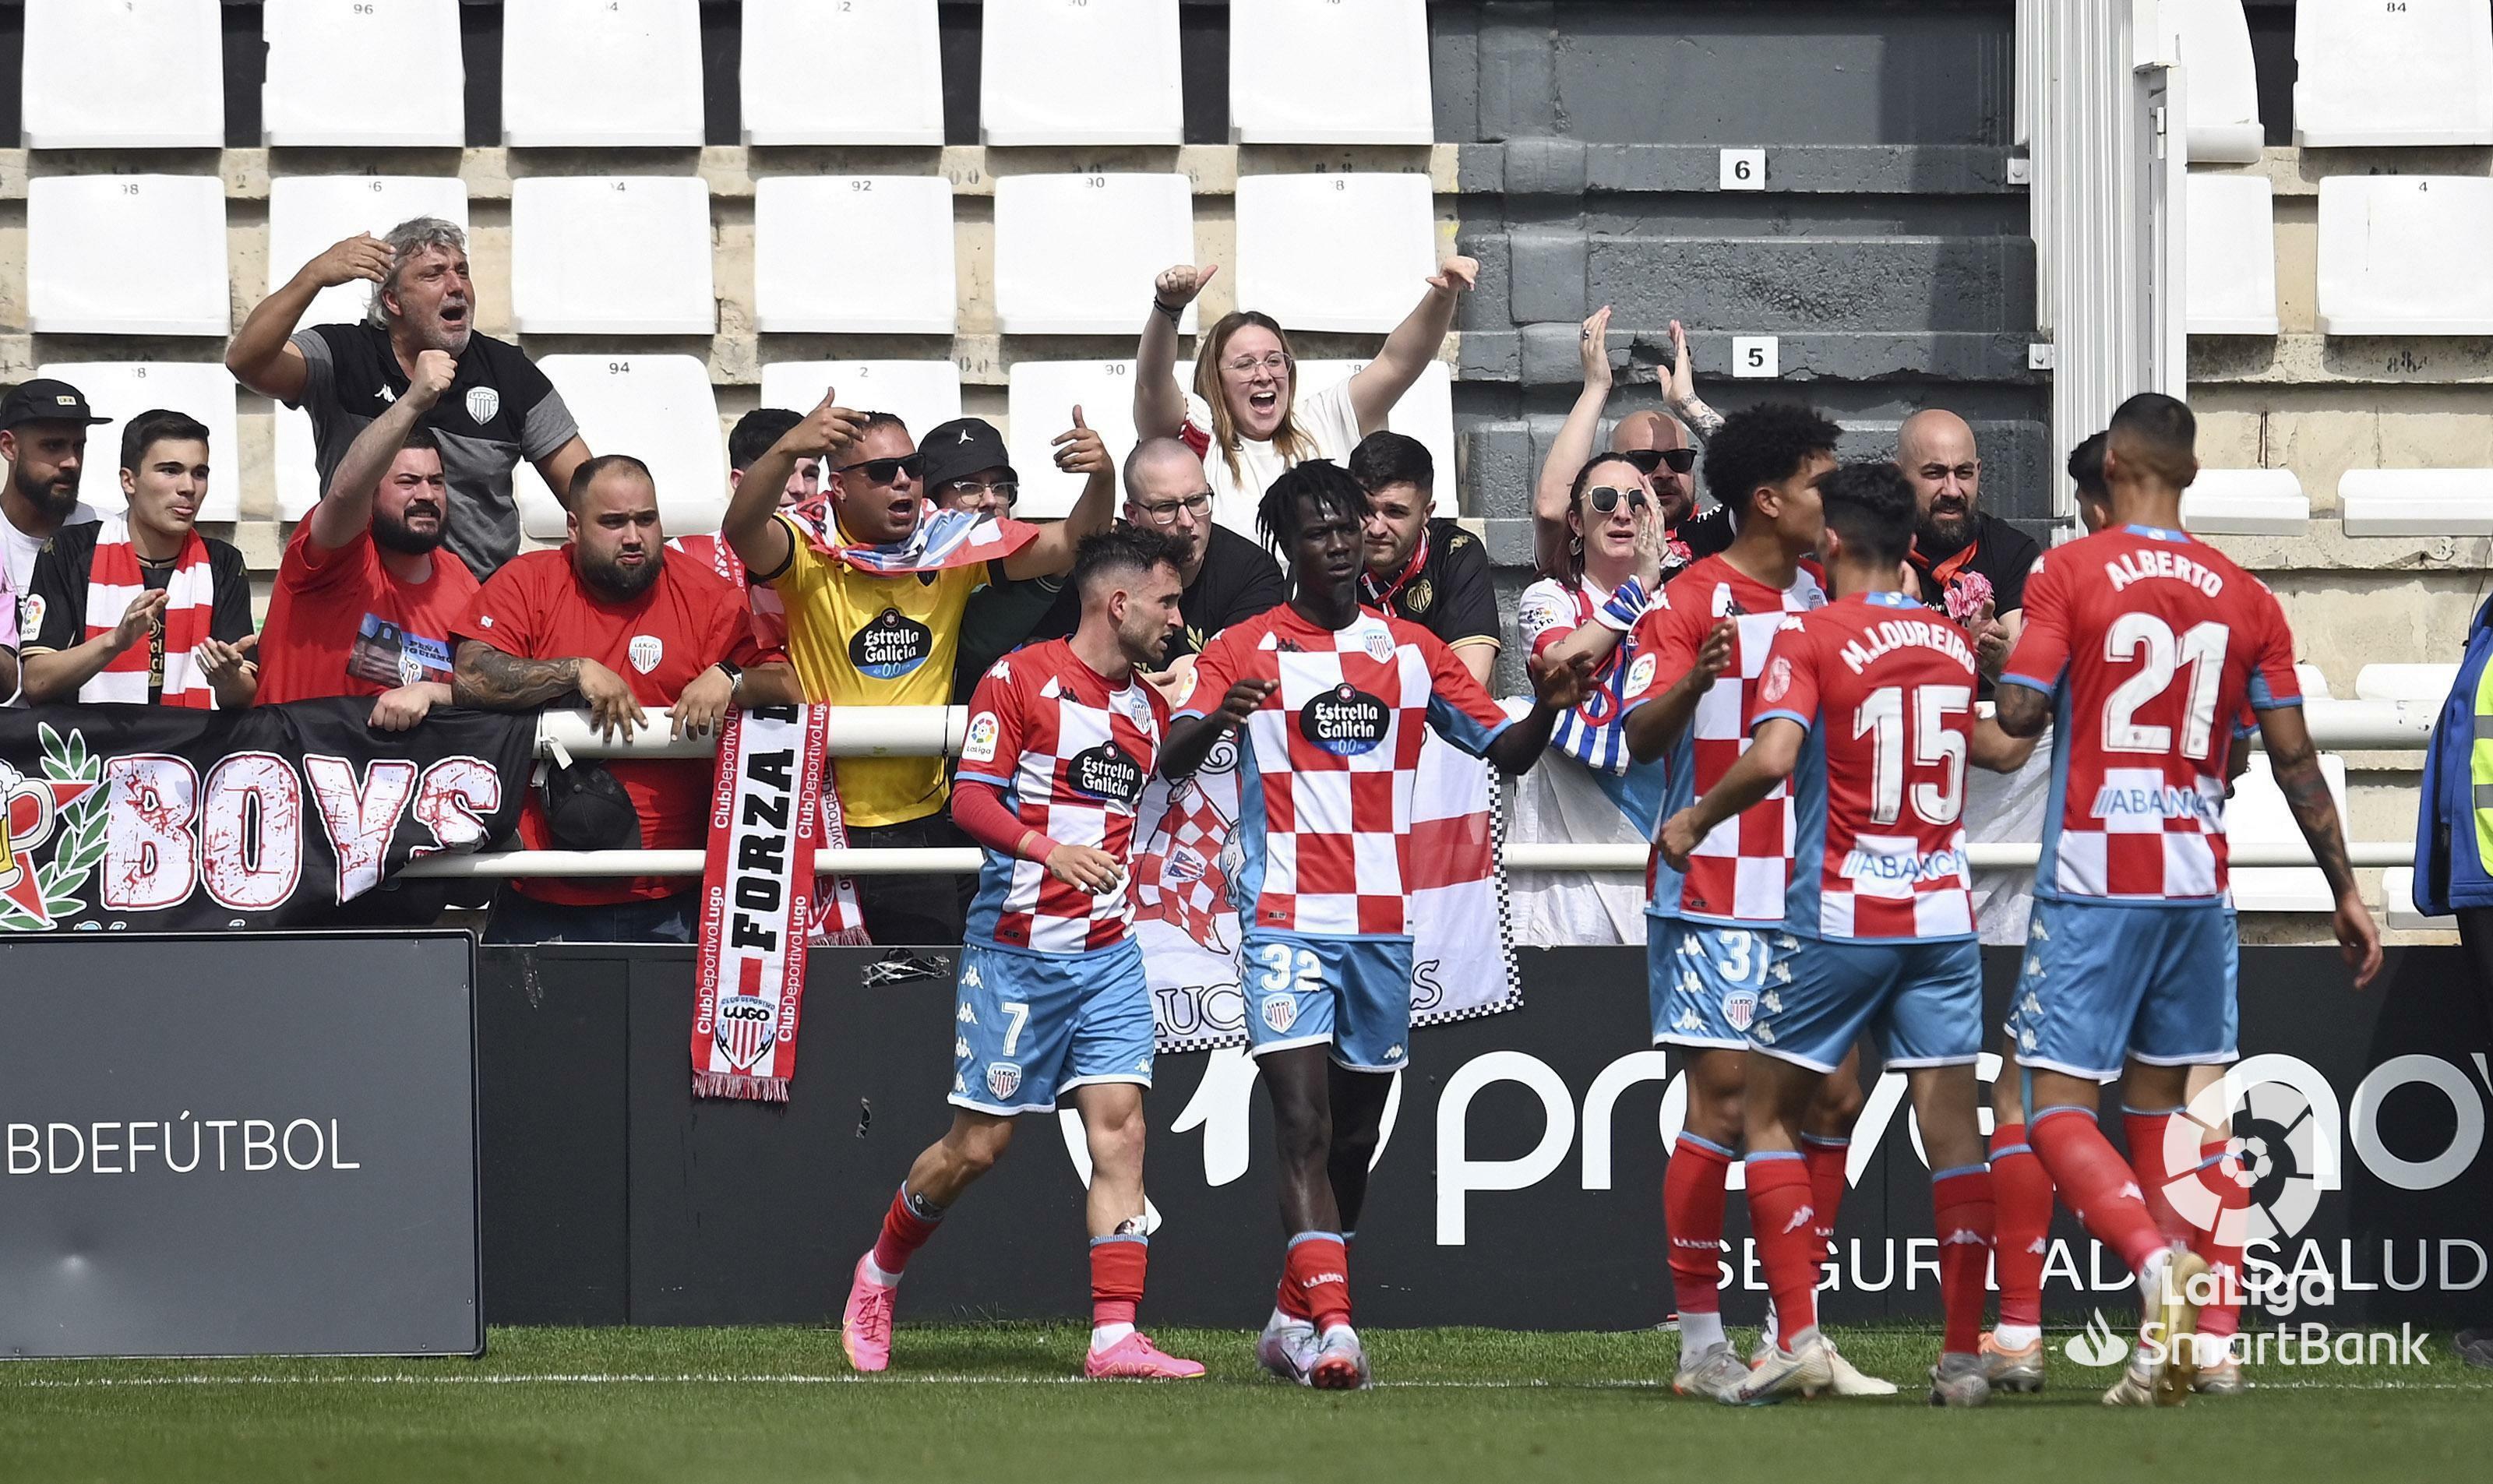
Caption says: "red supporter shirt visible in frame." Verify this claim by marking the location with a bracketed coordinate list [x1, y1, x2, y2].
[254, 523, 481, 707]
[453, 548, 759, 906]
[2000, 523, 2301, 903]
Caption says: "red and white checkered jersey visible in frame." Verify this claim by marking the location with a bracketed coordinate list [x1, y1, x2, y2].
[2001, 523, 2300, 903]
[1620, 554, 1826, 924]
[1176, 605, 1512, 937]
[956, 639, 1169, 953]
[1756, 591, 1979, 941]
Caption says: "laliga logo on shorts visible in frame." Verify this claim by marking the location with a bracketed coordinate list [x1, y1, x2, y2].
[2065, 1309, 2128, 1368]
[713, 994, 778, 1071]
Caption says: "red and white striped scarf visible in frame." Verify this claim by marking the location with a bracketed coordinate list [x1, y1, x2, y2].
[80, 513, 217, 707]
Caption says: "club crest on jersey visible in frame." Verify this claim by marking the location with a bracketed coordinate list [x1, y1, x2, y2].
[1363, 629, 1396, 661]
[1300, 683, 1389, 756]
[1624, 651, 1658, 696]
[1761, 655, 1793, 703]
[1069, 741, 1144, 805]
[1723, 989, 1758, 1032]
[985, 1062, 1022, 1101]
[628, 634, 664, 674]
[712, 994, 777, 1070]
[464, 386, 500, 425]
[850, 607, 934, 679]
[1259, 993, 1299, 1034]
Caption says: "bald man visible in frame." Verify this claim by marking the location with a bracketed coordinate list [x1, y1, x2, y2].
[1896, 408, 2040, 687]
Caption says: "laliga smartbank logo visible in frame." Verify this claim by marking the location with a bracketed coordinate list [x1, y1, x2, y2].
[2062, 1302, 2433, 1370]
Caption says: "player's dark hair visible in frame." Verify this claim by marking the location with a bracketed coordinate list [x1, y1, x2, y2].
[1702, 402, 1842, 515]
[2067, 429, 2110, 506]
[118, 408, 210, 472]
[728, 408, 803, 471]
[2106, 392, 2198, 488]
[1814, 461, 1916, 569]
[566, 452, 655, 509]
[1258, 458, 1371, 554]
[1072, 524, 1182, 601]
[1346, 430, 1433, 497]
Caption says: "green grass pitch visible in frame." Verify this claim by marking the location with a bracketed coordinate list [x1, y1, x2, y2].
[3, 1324, 2486, 1482]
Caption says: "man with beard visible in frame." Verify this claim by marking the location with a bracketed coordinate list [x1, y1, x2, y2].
[1529, 305, 1706, 580]
[452, 455, 763, 944]
[1348, 432, 1500, 687]
[1, 380, 110, 653]
[1896, 408, 2037, 684]
[227, 217, 591, 580]
[255, 348, 480, 728]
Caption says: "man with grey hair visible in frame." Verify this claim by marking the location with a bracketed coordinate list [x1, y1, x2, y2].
[227, 217, 591, 579]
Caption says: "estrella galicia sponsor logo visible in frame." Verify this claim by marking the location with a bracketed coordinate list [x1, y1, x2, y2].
[1299, 683, 1389, 756]
[850, 607, 934, 679]
[1068, 741, 1144, 805]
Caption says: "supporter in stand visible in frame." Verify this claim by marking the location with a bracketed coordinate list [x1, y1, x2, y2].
[665, 407, 818, 668]
[1897, 408, 2033, 680]
[0, 559, 16, 703]
[936, 413, 1116, 705]
[1529, 305, 1703, 581]
[1134, 257, 1476, 534]
[451, 455, 764, 945]
[1348, 432, 1500, 687]
[20, 411, 257, 709]
[226, 218, 591, 580]
[1, 380, 109, 633]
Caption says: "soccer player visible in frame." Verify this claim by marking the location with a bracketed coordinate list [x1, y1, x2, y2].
[1156, 460, 1589, 1389]
[838, 527, 1205, 1381]
[1992, 393, 2381, 1406]
[1658, 463, 2036, 1405]
[1618, 403, 1889, 1401]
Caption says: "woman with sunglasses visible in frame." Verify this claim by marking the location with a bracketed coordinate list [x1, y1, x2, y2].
[1507, 453, 1677, 945]
[1532, 309, 1735, 580]
[1133, 257, 1476, 538]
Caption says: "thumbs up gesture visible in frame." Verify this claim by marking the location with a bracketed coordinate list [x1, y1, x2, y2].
[1052, 404, 1112, 478]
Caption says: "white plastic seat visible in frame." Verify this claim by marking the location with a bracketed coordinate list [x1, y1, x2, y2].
[2180, 468, 2304, 535]
[275, 406, 323, 523]
[742, 0, 943, 145]
[26, 176, 230, 337]
[1295, 359, 1458, 495]
[994, 175, 1197, 336]
[2228, 753, 2350, 913]
[2296, 0, 2493, 147]
[2163, 0, 2265, 163]
[2294, 664, 2332, 702]
[2340, 468, 2493, 536]
[20, 0, 223, 148]
[267, 177, 471, 330]
[753, 177, 956, 334]
[37, 363, 242, 523]
[510, 356, 725, 541]
[1006, 361, 1142, 520]
[2184, 173, 2277, 334]
[2315, 178, 2493, 335]
[759, 362, 964, 449]
[1231, 0, 1433, 145]
[263, 0, 464, 146]
[503, 0, 703, 146]
[2380, 867, 2444, 932]
[1235, 174, 1437, 333]
[980, 0, 1181, 146]
[510, 178, 716, 336]
[2354, 664, 2460, 703]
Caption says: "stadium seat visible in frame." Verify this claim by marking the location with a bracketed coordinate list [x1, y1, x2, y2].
[26, 176, 230, 337]
[1294, 359, 1458, 492]
[2315, 177, 2493, 335]
[2294, 664, 2333, 702]
[2228, 753, 2350, 913]
[2184, 174, 2278, 335]
[741, 0, 943, 145]
[274, 406, 322, 523]
[2354, 664, 2460, 703]
[1234, 174, 1439, 333]
[510, 356, 725, 540]
[510, 178, 716, 336]
[37, 363, 242, 523]
[2295, 0, 2493, 146]
[267, 177, 472, 329]
[2339, 468, 2493, 537]
[1229, 0, 1433, 145]
[980, 0, 1182, 146]
[993, 175, 1197, 336]
[263, 0, 464, 147]
[503, 0, 703, 147]
[1006, 361, 1142, 521]
[2379, 868, 2445, 931]
[759, 362, 964, 450]
[753, 177, 956, 335]
[19, 0, 223, 148]
[2163, 0, 2265, 163]
[2180, 468, 2305, 535]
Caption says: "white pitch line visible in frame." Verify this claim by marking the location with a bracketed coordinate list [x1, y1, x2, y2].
[0, 1373, 2478, 1393]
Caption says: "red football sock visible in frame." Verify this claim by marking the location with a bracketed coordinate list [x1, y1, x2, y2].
[1285, 1233, 1352, 1333]
[2193, 1132, 2248, 1341]
[1745, 1154, 1821, 1344]
[1664, 1135, 1734, 1320]
[2122, 1107, 2194, 1246]
[871, 1185, 942, 1275]
[1801, 1136, 1850, 1253]
[2029, 1107, 2170, 1277]
[1933, 1168, 1997, 1356]
[1989, 1123, 2052, 1330]
[1090, 1236, 1146, 1330]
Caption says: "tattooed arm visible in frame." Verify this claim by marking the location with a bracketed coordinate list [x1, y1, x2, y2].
[2255, 701, 2384, 989]
[1992, 681, 2053, 739]
[454, 640, 580, 710]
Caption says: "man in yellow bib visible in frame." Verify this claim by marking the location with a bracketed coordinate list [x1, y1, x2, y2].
[724, 390, 1113, 943]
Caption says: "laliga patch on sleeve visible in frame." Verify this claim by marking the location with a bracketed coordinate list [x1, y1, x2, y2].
[1624, 651, 1658, 696]
[961, 712, 1000, 763]
[1761, 655, 1793, 703]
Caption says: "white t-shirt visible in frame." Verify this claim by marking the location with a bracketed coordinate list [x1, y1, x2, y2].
[4, 499, 94, 704]
[1182, 375, 1363, 538]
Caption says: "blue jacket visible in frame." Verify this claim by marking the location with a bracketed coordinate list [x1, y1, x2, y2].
[2411, 592, 2493, 915]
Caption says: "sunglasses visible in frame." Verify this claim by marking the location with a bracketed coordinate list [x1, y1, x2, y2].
[835, 453, 924, 486]
[1587, 486, 1650, 514]
[1621, 447, 1698, 475]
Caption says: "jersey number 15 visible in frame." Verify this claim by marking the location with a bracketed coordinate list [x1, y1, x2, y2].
[1854, 684, 1971, 826]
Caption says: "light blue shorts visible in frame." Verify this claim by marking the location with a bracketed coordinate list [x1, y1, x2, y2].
[2005, 899, 2238, 1081]
[1648, 917, 1788, 1049]
[951, 938, 1155, 1116]
[1240, 930, 1414, 1073]
[1751, 936, 1983, 1073]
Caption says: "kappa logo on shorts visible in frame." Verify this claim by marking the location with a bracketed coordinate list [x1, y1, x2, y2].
[986, 1062, 1023, 1101]
[1761, 990, 1782, 1015]
[1259, 993, 1299, 1034]
[961, 961, 983, 990]
[1723, 989, 1758, 1032]
[1752, 1021, 1777, 1045]
[955, 1036, 971, 1059]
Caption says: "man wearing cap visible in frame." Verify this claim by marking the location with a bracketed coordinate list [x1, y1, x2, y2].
[929, 414, 1116, 704]
[1, 380, 110, 636]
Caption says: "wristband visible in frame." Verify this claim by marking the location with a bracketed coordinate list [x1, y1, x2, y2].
[1594, 576, 1648, 633]
[1151, 297, 1185, 324]
[1017, 829, 1063, 863]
